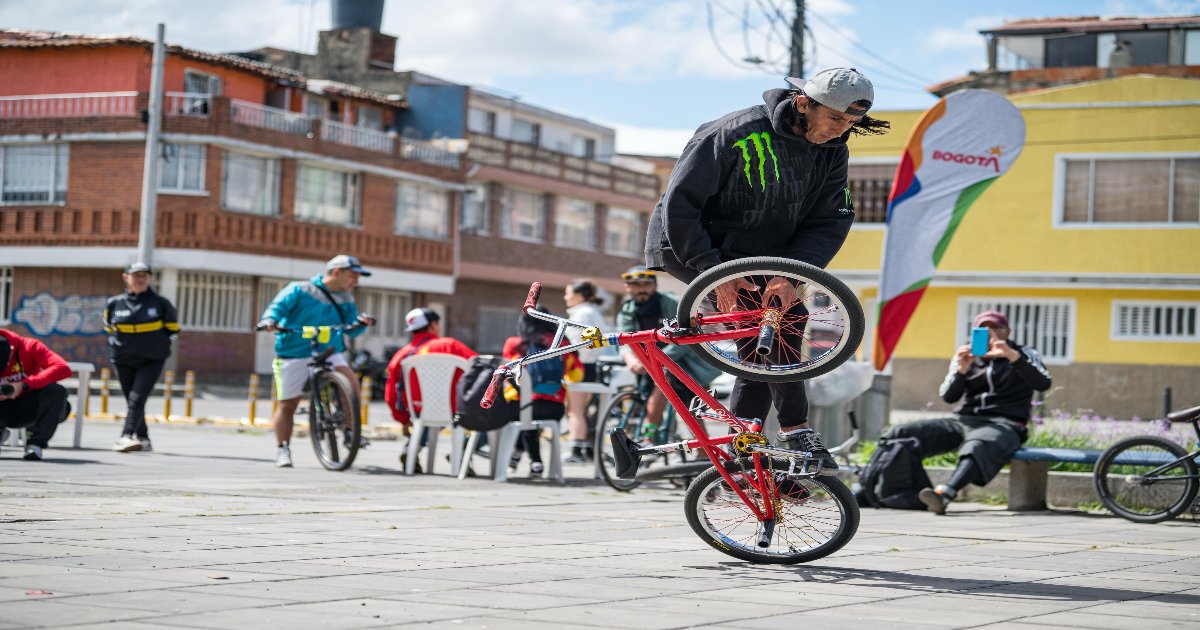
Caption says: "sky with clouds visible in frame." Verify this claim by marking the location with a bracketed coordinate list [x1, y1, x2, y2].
[2, 0, 1198, 154]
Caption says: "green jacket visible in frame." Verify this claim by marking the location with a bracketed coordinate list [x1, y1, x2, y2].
[617, 293, 678, 333]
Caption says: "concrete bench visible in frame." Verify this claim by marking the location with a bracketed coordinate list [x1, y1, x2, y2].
[1006, 446, 1178, 510]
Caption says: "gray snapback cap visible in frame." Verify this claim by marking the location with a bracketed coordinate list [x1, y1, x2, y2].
[785, 67, 874, 115]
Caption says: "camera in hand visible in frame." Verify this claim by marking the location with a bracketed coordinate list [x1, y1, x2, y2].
[0, 383, 15, 396]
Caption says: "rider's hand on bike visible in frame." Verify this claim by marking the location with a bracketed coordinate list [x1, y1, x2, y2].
[714, 277, 754, 313]
[256, 320, 278, 333]
[760, 276, 801, 311]
[357, 313, 376, 326]
[624, 353, 647, 375]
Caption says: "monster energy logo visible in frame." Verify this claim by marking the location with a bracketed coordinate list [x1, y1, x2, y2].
[733, 132, 780, 190]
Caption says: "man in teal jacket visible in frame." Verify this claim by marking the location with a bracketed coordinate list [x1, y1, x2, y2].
[258, 254, 373, 468]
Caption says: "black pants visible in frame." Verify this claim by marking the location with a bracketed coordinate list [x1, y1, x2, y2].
[883, 415, 1028, 487]
[662, 258, 809, 429]
[0, 383, 70, 448]
[518, 400, 565, 464]
[116, 359, 164, 439]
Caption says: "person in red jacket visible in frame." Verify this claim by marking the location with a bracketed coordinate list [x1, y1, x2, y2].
[0, 328, 72, 461]
[384, 307, 476, 472]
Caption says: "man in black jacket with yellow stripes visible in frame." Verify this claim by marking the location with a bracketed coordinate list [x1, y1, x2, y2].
[645, 68, 889, 473]
[103, 262, 180, 452]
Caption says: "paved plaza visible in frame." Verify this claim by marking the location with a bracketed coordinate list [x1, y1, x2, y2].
[2, 420, 1199, 629]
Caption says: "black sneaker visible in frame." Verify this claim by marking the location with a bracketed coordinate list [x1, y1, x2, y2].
[918, 485, 953, 515]
[777, 428, 838, 475]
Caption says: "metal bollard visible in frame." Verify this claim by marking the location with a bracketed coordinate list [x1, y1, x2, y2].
[99, 367, 110, 415]
[184, 370, 195, 418]
[360, 376, 372, 427]
[248, 373, 260, 427]
[162, 370, 175, 421]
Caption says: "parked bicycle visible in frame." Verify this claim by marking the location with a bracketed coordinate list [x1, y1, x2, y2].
[482, 256, 865, 564]
[1093, 404, 1200, 523]
[256, 321, 367, 471]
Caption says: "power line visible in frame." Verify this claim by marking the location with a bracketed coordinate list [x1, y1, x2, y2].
[705, 0, 771, 73]
[804, 9, 937, 87]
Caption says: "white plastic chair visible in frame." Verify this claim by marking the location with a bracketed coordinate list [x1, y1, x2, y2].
[401, 353, 471, 476]
[487, 371, 564, 483]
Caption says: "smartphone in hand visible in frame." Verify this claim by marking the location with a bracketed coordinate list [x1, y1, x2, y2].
[970, 327, 990, 356]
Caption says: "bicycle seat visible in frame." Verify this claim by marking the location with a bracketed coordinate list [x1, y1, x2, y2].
[1166, 404, 1200, 423]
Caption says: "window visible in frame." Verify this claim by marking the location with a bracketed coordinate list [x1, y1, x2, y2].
[461, 182, 490, 234]
[1, 144, 69, 204]
[1187, 30, 1200, 66]
[848, 162, 897, 223]
[1045, 34, 1097, 67]
[395, 182, 451, 240]
[304, 96, 324, 119]
[477, 307, 521, 354]
[295, 166, 359, 225]
[357, 106, 382, 130]
[356, 288, 414, 340]
[1061, 156, 1200, 225]
[499, 187, 546, 242]
[958, 298, 1075, 364]
[1113, 301, 1199, 342]
[177, 272, 253, 333]
[183, 70, 222, 97]
[605, 207, 642, 256]
[467, 108, 496, 135]
[158, 143, 205, 193]
[512, 119, 540, 145]
[554, 197, 595, 250]
[1097, 31, 1169, 67]
[0, 267, 11, 324]
[571, 135, 596, 159]
[222, 151, 280, 215]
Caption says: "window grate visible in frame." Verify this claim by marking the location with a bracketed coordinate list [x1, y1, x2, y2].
[178, 272, 254, 333]
[959, 298, 1075, 363]
[477, 307, 520, 354]
[356, 288, 414, 340]
[1113, 301, 1199, 342]
[0, 267, 12, 324]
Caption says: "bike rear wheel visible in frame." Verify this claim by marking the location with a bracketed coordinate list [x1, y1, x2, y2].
[1094, 436, 1198, 523]
[677, 257, 864, 383]
[596, 391, 689, 492]
[684, 457, 859, 564]
[309, 370, 361, 472]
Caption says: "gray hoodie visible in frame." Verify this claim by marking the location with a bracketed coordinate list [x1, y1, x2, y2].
[645, 89, 855, 277]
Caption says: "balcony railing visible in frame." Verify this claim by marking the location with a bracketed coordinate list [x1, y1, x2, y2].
[229, 99, 314, 136]
[0, 92, 138, 118]
[322, 119, 394, 154]
[467, 132, 660, 199]
[165, 92, 211, 117]
[401, 138, 463, 169]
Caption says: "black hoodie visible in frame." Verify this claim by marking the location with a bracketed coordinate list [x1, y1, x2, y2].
[645, 89, 855, 276]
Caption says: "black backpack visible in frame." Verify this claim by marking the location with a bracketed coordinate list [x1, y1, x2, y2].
[455, 355, 518, 432]
[856, 436, 932, 510]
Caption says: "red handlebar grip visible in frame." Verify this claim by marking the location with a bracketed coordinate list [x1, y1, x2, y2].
[479, 371, 506, 409]
[523, 282, 542, 314]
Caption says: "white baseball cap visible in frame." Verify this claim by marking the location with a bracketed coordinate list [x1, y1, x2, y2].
[326, 254, 372, 276]
[786, 67, 874, 116]
[404, 307, 440, 332]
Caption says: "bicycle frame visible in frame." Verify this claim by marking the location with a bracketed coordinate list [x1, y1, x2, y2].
[484, 284, 815, 523]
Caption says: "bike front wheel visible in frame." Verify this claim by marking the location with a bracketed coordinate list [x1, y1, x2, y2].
[677, 257, 864, 383]
[309, 370, 361, 472]
[684, 457, 859, 564]
[1094, 436, 1198, 523]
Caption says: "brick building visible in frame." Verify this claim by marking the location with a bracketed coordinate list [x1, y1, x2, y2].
[0, 29, 463, 378]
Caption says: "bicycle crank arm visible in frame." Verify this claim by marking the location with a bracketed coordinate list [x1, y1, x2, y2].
[636, 439, 691, 456]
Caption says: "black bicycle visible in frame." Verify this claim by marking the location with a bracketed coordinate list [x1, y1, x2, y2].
[1093, 404, 1200, 523]
[258, 320, 367, 471]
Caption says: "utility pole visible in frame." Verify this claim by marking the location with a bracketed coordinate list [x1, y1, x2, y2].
[789, 0, 805, 77]
[137, 23, 166, 266]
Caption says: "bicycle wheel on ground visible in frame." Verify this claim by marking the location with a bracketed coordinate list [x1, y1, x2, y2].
[309, 370, 361, 472]
[595, 391, 689, 492]
[1094, 436, 1198, 523]
[684, 457, 859, 564]
[677, 257, 864, 383]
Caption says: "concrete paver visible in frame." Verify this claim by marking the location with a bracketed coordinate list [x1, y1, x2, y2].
[2, 422, 1199, 629]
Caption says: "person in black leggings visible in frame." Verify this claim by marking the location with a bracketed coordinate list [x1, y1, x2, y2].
[103, 262, 180, 452]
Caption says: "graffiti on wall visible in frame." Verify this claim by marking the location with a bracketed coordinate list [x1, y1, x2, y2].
[12, 292, 108, 336]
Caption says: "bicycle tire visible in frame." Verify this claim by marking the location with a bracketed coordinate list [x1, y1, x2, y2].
[676, 257, 864, 383]
[1094, 436, 1198, 524]
[309, 370, 361, 472]
[684, 456, 859, 564]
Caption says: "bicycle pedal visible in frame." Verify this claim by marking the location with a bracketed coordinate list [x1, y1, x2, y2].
[609, 429, 643, 480]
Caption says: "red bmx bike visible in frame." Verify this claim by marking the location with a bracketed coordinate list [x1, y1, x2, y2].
[481, 257, 865, 564]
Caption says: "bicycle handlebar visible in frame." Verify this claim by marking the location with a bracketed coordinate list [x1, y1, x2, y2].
[523, 282, 542, 314]
[255, 320, 368, 334]
[480, 370, 507, 409]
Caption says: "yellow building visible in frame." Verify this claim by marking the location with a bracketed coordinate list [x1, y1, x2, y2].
[836, 74, 1200, 419]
